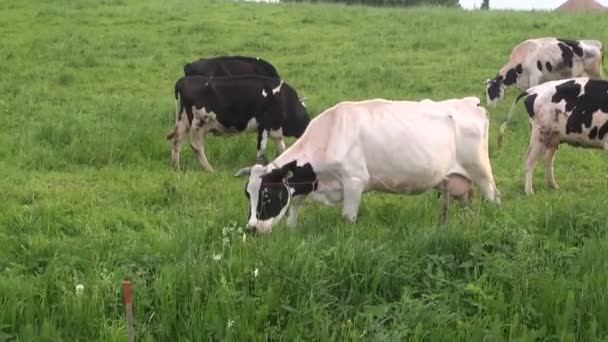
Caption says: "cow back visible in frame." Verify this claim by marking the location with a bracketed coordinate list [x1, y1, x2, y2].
[184, 56, 280, 78]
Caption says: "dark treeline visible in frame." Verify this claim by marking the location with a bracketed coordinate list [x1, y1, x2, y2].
[283, 0, 460, 7]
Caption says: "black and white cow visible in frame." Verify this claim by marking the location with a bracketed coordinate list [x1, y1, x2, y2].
[497, 78, 608, 195]
[183, 55, 280, 78]
[486, 38, 604, 106]
[235, 97, 501, 233]
[167, 75, 310, 172]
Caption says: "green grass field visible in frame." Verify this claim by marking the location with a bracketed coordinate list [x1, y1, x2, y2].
[2, 0, 608, 340]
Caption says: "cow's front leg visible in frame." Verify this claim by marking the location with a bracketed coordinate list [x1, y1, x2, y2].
[256, 128, 270, 165]
[270, 129, 286, 155]
[440, 180, 450, 225]
[341, 177, 367, 223]
[190, 119, 214, 172]
[287, 195, 304, 228]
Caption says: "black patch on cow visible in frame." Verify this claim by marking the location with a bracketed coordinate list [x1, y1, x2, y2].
[183, 55, 280, 78]
[551, 79, 608, 135]
[551, 80, 582, 112]
[598, 121, 608, 140]
[287, 162, 318, 196]
[545, 62, 553, 72]
[589, 126, 598, 139]
[557, 39, 584, 57]
[256, 167, 291, 220]
[244, 183, 252, 219]
[487, 75, 503, 101]
[524, 93, 538, 118]
[516, 64, 523, 74]
[254, 161, 318, 221]
[558, 43, 575, 69]
[504, 67, 520, 86]
[537, 61, 543, 71]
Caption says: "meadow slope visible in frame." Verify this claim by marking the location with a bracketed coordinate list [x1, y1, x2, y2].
[1, 0, 608, 340]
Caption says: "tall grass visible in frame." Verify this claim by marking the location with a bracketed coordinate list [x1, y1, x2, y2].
[1, 0, 608, 340]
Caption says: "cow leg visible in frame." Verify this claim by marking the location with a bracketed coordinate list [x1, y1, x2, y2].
[270, 128, 286, 155]
[524, 138, 546, 196]
[341, 177, 367, 223]
[190, 119, 214, 172]
[544, 144, 560, 190]
[287, 195, 304, 228]
[465, 155, 501, 204]
[169, 114, 189, 171]
[256, 128, 269, 165]
[439, 180, 450, 225]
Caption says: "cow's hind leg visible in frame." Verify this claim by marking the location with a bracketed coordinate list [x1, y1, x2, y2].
[168, 114, 189, 171]
[341, 177, 367, 223]
[190, 119, 214, 172]
[524, 128, 548, 195]
[544, 137, 560, 189]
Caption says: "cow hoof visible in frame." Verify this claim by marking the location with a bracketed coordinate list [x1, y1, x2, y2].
[548, 184, 560, 190]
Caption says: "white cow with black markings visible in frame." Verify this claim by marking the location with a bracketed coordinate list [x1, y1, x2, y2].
[486, 37, 604, 106]
[235, 97, 501, 233]
[497, 77, 608, 195]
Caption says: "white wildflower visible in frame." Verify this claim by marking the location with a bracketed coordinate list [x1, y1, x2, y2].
[213, 253, 222, 261]
[227, 319, 235, 328]
[75, 284, 84, 296]
[222, 237, 230, 246]
[242, 233, 247, 243]
[253, 268, 259, 278]
[222, 227, 229, 237]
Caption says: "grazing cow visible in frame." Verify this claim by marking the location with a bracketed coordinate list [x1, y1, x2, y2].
[183, 55, 280, 78]
[167, 75, 310, 171]
[497, 77, 608, 195]
[235, 97, 501, 233]
[486, 38, 604, 106]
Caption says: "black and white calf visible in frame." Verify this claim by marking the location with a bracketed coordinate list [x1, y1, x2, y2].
[486, 37, 604, 106]
[183, 55, 280, 78]
[235, 97, 501, 233]
[167, 75, 310, 171]
[498, 78, 608, 195]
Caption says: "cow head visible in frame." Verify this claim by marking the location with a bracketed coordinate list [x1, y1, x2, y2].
[485, 75, 504, 106]
[235, 160, 317, 233]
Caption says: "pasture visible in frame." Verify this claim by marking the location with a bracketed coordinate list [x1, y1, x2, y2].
[1, 0, 608, 340]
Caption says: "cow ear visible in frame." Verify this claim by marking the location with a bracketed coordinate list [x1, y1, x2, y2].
[234, 167, 252, 177]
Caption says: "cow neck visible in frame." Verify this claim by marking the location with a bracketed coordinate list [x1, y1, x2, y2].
[272, 139, 314, 170]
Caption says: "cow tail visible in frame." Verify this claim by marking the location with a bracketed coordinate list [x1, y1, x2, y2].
[497, 92, 528, 149]
[167, 83, 181, 140]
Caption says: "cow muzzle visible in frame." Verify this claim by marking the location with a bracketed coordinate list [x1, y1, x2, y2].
[246, 219, 273, 233]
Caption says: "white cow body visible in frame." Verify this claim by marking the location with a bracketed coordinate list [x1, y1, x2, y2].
[237, 97, 501, 232]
